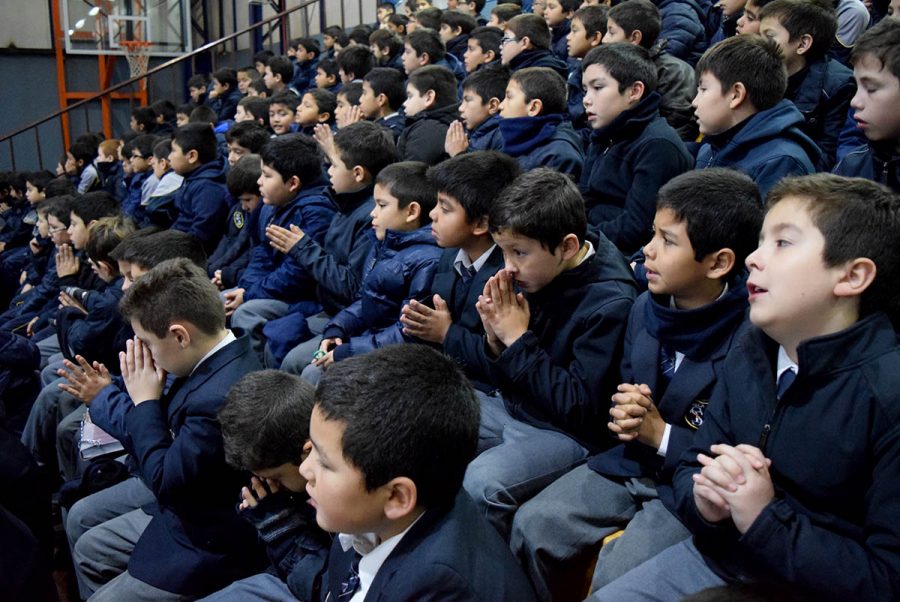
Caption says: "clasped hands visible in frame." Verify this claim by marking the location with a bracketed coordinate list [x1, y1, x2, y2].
[475, 269, 530, 357]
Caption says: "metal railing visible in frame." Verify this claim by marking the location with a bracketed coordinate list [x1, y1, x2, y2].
[0, 0, 333, 171]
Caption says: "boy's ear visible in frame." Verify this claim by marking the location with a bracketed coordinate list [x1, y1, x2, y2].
[485, 49, 497, 63]
[558, 233, 581, 260]
[589, 31, 603, 47]
[526, 97, 543, 117]
[833, 257, 877, 298]
[286, 174, 302, 193]
[418, 52, 431, 66]
[796, 33, 814, 56]
[520, 35, 533, 50]
[351, 165, 367, 183]
[424, 89, 438, 107]
[169, 323, 192, 349]
[629, 29, 643, 45]
[405, 200, 422, 223]
[376, 92, 389, 108]
[704, 248, 736, 280]
[472, 215, 490, 236]
[487, 96, 502, 114]
[727, 82, 749, 109]
[382, 477, 418, 520]
[627, 81, 645, 104]
[317, 111, 332, 123]
[186, 148, 201, 165]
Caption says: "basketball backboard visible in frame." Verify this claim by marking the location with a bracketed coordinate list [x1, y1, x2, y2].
[61, 0, 191, 57]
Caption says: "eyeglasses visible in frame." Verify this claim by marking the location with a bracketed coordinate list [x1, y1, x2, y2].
[500, 36, 519, 45]
[131, 154, 145, 160]
[49, 225, 67, 234]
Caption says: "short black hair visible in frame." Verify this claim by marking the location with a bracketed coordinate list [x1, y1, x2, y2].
[305, 88, 338, 119]
[656, 168, 763, 275]
[131, 107, 157, 131]
[350, 25, 374, 46]
[123, 134, 158, 160]
[259, 133, 324, 184]
[121, 229, 208, 271]
[152, 138, 172, 161]
[696, 36, 787, 111]
[43, 195, 75, 225]
[269, 90, 301, 112]
[376, 161, 438, 219]
[71, 191, 119, 223]
[758, 0, 837, 62]
[315, 344, 479, 508]
[337, 45, 376, 80]
[574, 5, 610, 38]
[253, 49, 275, 66]
[220, 370, 315, 471]
[490, 168, 587, 250]
[388, 13, 410, 33]
[227, 154, 262, 197]
[558, 0, 581, 12]
[507, 13, 550, 49]
[249, 78, 269, 95]
[363, 67, 406, 111]
[469, 26, 503, 59]
[177, 102, 197, 117]
[267, 55, 295, 84]
[26, 170, 56, 192]
[109, 226, 163, 264]
[318, 58, 340, 79]
[466, 0, 487, 12]
[238, 96, 270, 122]
[338, 82, 364, 105]
[187, 73, 210, 89]
[415, 7, 444, 30]
[608, 0, 660, 48]
[189, 104, 218, 125]
[407, 28, 447, 64]
[583, 43, 658, 94]
[212, 67, 238, 90]
[173, 122, 218, 164]
[427, 150, 521, 222]
[850, 10, 900, 80]
[69, 136, 100, 164]
[334, 121, 399, 178]
[768, 174, 900, 322]
[462, 65, 511, 102]
[150, 99, 176, 122]
[294, 36, 321, 55]
[45, 176, 75, 198]
[324, 25, 344, 38]
[408, 65, 459, 107]
[491, 3, 523, 24]
[369, 29, 404, 58]
[441, 10, 478, 35]
[510, 67, 568, 114]
[225, 121, 270, 152]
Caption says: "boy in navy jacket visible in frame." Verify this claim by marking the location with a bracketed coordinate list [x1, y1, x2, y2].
[168, 123, 231, 253]
[401, 151, 520, 385]
[579, 44, 692, 255]
[69, 259, 265, 600]
[303, 345, 536, 601]
[501, 14, 570, 78]
[599, 174, 900, 600]
[358, 68, 405, 140]
[209, 155, 262, 291]
[565, 5, 607, 136]
[759, 0, 855, 170]
[398, 66, 460, 165]
[693, 36, 819, 197]
[498, 67, 585, 179]
[444, 67, 509, 157]
[462, 169, 637, 540]
[545, 0, 579, 61]
[513, 168, 762, 601]
[299, 162, 442, 384]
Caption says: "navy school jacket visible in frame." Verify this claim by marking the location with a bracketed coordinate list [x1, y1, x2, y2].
[673, 313, 900, 600]
[435, 53, 468, 82]
[446, 34, 470, 64]
[833, 141, 900, 193]
[507, 48, 570, 80]
[291, 57, 319, 94]
[207, 197, 262, 288]
[567, 59, 589, 138]
[322, 225, 442, 361]
[468, 114, 504, 152]
[695, 99, 820, 198]
[654, 0, 708, 65]
[322, 490, 537, 602]
[376, 113, 406, 141]
[579, 92, 693, 255]
[56, 276, 127, 370]
[550, 20, 571, 62]
[91, 333, 266, 596]
[499, 113, 585, 180]
[651, 44, 698, 141]
[0, 199, 31, 249]
[211, 88, 244, 123]
[239, 180, 337, 303]
[122, 170, 151, 221]
[463, 235, 637, 452]
[397, 103, 459, 165]
[170, 158, 231, 254]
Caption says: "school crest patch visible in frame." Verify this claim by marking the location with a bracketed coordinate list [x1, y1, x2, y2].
[684, 399, 709, 430]
[233, 211, 245, 229]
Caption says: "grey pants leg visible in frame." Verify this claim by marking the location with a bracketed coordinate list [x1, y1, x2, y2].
[200, 572, 296, 602]
[21, 379, 81, 469]
[230, 298, 290, 362]
[74, 507, 153, 598]
[57, 404, 87, 481]
[277, 312, 331, 374]
[89, 566, 193, 602]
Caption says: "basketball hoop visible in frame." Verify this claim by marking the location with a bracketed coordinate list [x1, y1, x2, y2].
[120, 40, 152, 78]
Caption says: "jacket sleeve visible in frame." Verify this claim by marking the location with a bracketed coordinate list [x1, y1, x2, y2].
[321, 299, 365, 342]
[817, 77, 857, 170]
[89, 379, 135, 444]
[751, 156, 815, 199]
[400, 121, 450, 165]
[185, 183, 230, 253]
[287, 228, 369, 308]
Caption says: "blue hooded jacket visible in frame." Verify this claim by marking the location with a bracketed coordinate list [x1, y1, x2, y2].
[833, 140, 900, 193]
[654, 0, 708, 65]
[499, 114, 584, 179]
[550, 20, 571, 62]
[468, 114, 504, 152]
[171, 158, 230, 254]
[507, 48, 570, 79]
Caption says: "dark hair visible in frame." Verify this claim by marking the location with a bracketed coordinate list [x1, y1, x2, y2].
[267, 55, 295, 84]
[850, 12, 900, 80]
[490, 168, 587, 250]
[388, 13, 410, 33]
[177, 102, 197, 117]
[315, 344, 479, 507]
[249, 78, 269, 95]
[71, 191, 119, 223]
[294, 36, 321, 55]
[131, 106, 157, 132]
[68, 136, 100, 165]
[350, 25, 374, 46]
[45, 176, 75, 198]
[122, 229, 208, 270]
[225, 121, 269, 153]
[334, 121, 399, 178]
[657, 169, 762, 275]
[507, 14, 550, 49]
[466, 0, 487, 12]
[189, 104, 218, 125]
[364, 68, 406, 110]
[558, 0, 581, 12]
[408, 65, 459, 107]
[187, 73, 210, 89]
[574, 5, 610, 38]
[254, 49, 275, 66]
[173, 122, 218, 164]
[119, 258, 224, 338]
[150, 99, 176, 122]
[152, 138, 172, 161]
[369, 29, 405, 58]
[85, 215, 135, 269]
[441, 10, 478, 35]
[259, 133, 324, 184]
[227, 154, 263, 197]
[306, 88, 338, 119]
[758, 0, 837, 62]
[238, 96, 271, 122]
[337, 45, 376, 80]
[376, 161, 438, 218]
[510, 67, 568, 114]
[378, 1, 396, 12]
[324, 25, 344, 38]
[124, 134, 158, 160]
[462, 65, 511, 102]
[608, 0, 660, 48]
[26, 170, 56, 192]
[318, 58, 340, 80]
[338, 82, 364, 105]
[407, 28, 447, 64]
[583, 43, 658, 93]
[43, 195, 75, 225]
[109, 226, 163, 263]
[491, 3, 523, 24]
[220, 370, 315, 471]
[415, 7, 444, 30]
[768, 174, 900, 321]
[334, 32, 351, 48]
[268, 90, 301, 112]
[469, 26, 503, 58]
[427, 151, 520, 222]
[696, 36, 787, 111]
[212, 67, 238, 91]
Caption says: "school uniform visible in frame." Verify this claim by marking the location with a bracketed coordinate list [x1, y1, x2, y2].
[170, 158, 230, 254]
[833, 140, 900, 193]
[506, 48, 569, 79]
[397, 103, 459, 165]
[292, 57, 320, 94]
[446, 33, 470, 64]
[207, 197, 263, 288]
[550, 20, 571, 62]
[467, 114, 503, 151]
[376, 112, 405, 141]
[650, 42, 697, 141]
[498, 113, 584, 179]
[654, 0, 708, 65]
[121, 170, 151, 220]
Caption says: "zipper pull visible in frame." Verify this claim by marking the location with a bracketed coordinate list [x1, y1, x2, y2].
[758, 423, 771, 449]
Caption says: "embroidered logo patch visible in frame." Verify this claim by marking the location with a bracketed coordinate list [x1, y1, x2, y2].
[684, 399, 709, 430]
[233, 211, 245, 229]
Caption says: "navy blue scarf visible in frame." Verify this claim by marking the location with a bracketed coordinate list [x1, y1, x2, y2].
[499, 113, 564, 156]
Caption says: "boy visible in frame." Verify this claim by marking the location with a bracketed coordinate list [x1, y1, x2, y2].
[295, 88, 337, 136]
[693, 36, 819, 197]
[403, 28, 448, 76]
[513, 168, 762, 601]
[141, 138, 184, 228]
[121, 134, 157, 220]
[66, 135, 101, 194]
[579, 44, 692, 255]
[398, 66, 460, 165]
[264, 55, 296, 95]
[337, 45, 376, 83]
[209, 154, 262, 292]
[833, 18, 900, 192]
[653, 0, 707, 65]
[68, 258, 264, 600]
[209, 67, 243, 122]
[234, 95, 270, 126]
[444, 66, 508, 156]
[298, 161, 441, 382]
[759, 0, 855, 169]
[604, 0, 697, 140]
[225, 134, 336, 356]
[236, 66, 259, 95]
[203, 371, 331, 601]
[565, 5, 607, 132]
[440, 10, 479, 63]
[545, 0, 580, 61]
[129, 107, 157, 133]
[315, 58, 343, 95]
[401, 151, 520, 378]
[500, 14, 568, 78]
[387, 13, 411, 36]
[369, 29, 406, 73]
[302, 345, 536, 600]
[254, 50, 275, 75]
[175, 103, 194, 126]
[290, 37, 321, 93]
[334, 83, 364, 129]
[596, 174, 900, 600]
[360, 67, 406, 139]
[187, 73, 209, 104]
[225, 120, 269, 167]
[735, 0, 776, 34]
[464, 26, 503, 73]
[462, 168, 637, 540]
[169, 123, 230, 253]
[497, 67, 584, 178]
[267, 91, 300, 136]
[490, 3, 523, 28]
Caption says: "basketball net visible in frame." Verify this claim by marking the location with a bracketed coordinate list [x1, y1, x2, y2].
[120, 40, 152, 79]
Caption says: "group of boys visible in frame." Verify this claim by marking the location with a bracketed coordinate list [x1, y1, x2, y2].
[2, 1, 900, 601]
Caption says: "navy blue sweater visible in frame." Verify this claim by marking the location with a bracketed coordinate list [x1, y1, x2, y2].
[499, 113, 584, 179]
[171, 159, 230, 254]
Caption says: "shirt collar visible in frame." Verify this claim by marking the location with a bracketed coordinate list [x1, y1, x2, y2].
[578, 240, 595, 266]
[337, 513, 424, 597]
[776, 345, 799, 381]
[453, 244, 497, 276]
[190, 330, 235, 376]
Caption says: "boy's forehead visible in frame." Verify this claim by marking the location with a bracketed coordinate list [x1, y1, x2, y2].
[438, 191, 462, 206]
